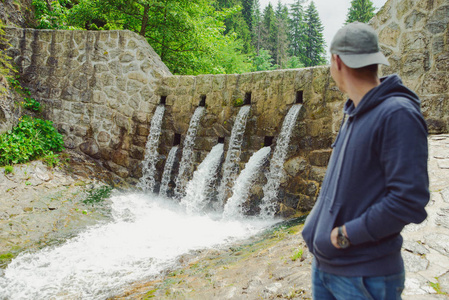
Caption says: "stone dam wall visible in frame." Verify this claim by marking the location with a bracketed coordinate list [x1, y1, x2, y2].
[0, 0, 447, 215]
[373, 0, 449, 133]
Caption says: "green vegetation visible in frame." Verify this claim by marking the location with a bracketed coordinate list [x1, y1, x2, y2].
[345, 0, 376, 24]
[231, 98, 244, 107]
[429, 278, 448, 295]
[82, 186, 113, 204]
[291, 248, 303, 261]
[30, 0, 328, 74]
[0, 115, 64, 166]
[0, 20, 15, 86]
[22, 97, 42, 112]
[144, 289, 157, 299]
[0, 252, 15, 268]
[8, 74, 42, 112]
[3, 165, 14, 174]
[0, 21, 63, 168]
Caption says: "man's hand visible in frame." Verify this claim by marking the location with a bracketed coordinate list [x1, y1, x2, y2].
[331, 225, 348, 249]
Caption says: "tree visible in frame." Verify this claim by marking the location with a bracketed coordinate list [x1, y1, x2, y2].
[303, 1, 326, 67]
[241, 0, 253, 32]
[252, 49, 278, 71]
[261, 3, 277, 62]
[284, 56, 304, 69]
[251, 0, 262, 55]
[274, 1, 289, 68]
[288, 0, 306, 59]
[215, 0, 253, 54]
[345, 0, 376, 24]
[32, 0, 252, 75]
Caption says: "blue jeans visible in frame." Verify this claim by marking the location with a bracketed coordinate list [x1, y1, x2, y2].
[312, 263, 405, 300]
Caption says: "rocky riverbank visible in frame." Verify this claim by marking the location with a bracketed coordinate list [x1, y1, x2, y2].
[0, 150, 128, 269]
[1, 135, 449, 299]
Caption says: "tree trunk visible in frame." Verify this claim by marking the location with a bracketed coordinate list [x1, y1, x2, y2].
[140, 4, 150, 36]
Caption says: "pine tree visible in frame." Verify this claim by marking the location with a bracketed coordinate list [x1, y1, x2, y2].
[274, 1, 289, 68]
[262, 3, 277, 61]
[303, 1, 326, 67]
[345, 0, 376, 24]
[241, 0, 253, 32]
[216, 0, 253, 54]
[288, 0, 306, 63]
[251, 0, 262, 55]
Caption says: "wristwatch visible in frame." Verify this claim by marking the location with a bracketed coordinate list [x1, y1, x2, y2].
[337, 226, 350, 249]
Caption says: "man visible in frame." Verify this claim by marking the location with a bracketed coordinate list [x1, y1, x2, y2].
[301, 22, 429, 299]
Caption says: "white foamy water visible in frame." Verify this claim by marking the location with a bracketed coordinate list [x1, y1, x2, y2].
[159, 145, 179, 197]
[217, 105, 251, 207]
[137, 104, 165, 192]
[180, 143, 224, 214]
[0, 194, 277, 299]
[223, 147, 271, 219]
[174, 106, 205, 199]
[260, 104, 302, 218]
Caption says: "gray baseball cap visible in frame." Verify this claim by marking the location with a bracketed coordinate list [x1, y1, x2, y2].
[330, 22, 390, 68]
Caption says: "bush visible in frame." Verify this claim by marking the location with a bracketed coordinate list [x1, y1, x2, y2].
[22, 97, 41, 112]
[3, 165, 13, 174]
[0, 115, 64, 166]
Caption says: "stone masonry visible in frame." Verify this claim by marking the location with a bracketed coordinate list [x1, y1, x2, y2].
[372, 0, 449, 132]
[3, 28, 172, 179]
[0, 0, 447, 214]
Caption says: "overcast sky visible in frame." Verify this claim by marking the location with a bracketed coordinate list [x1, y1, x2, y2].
[260, 0, 388, 61]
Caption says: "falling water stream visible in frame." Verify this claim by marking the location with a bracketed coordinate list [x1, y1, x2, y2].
[136, 105, 165, 192]
[180, 143, 224, 215]
[174, 106, 206, 199]
[217, 105, 251, 207]
[222, 147, 271, 219]
[260, 104, 303, 218]
[159, 146, 179, 198]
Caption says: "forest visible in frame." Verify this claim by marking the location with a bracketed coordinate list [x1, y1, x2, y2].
[31, 0, 375, 75]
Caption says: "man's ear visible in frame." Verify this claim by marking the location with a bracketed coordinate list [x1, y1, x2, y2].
[335, 55, 343, 70]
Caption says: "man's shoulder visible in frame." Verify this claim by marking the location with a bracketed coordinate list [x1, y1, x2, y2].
[377, 95, 421, 115]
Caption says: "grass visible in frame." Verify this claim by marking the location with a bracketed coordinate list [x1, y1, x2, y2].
[3, 165, 13, 174]
[291, 248, 303, 261]
[429, 278, 448, 295]
[82, 186, 113, 205]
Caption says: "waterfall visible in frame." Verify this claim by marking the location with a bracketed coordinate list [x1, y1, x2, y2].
[217, 105, 251, 207]
[0, 193, 277, 299]
[174, 106, 206, 199]
[222, 147, 271, 219]
[137, 104, 165, 192]
[260, 104, 302, 218]
[159, 146, 179, 198]
[180, 143, 224, 215]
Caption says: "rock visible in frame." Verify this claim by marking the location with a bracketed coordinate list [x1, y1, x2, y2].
[402, 250, 429, 272]
[34, 166, 51, 182]
[284, 156, 307, 177]
[439, 272, 449, 294]
[425, 233, 449, 255]
[403, 240, 429, 255]
[437, 160, 449, 169]
[404, 274, 435, 296]
[79, 139, 100, 159]
[436, 209, 449, 229]
[308, 150, 331, 167]
[441, 187, 449, 203]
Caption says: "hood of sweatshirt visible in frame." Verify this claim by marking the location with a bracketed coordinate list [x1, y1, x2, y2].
[343, 74, 421, 118]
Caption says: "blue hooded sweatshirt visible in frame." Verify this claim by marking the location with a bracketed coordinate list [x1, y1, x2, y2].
[301, 74, 429, 277]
